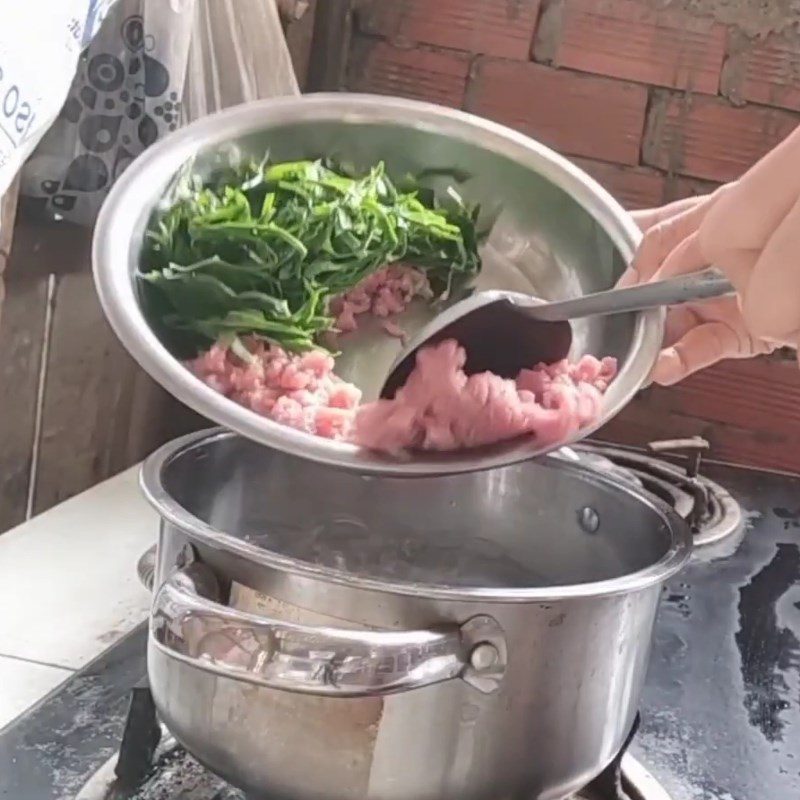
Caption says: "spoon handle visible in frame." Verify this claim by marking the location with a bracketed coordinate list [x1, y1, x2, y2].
[520, 269, 736, 322]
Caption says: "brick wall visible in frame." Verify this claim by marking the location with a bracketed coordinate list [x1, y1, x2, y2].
[351, 0, 800, 208]
[347, 0, 800, 473]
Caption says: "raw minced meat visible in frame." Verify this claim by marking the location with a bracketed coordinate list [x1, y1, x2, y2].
[188, 336, 616, 453]
[330, 264, 432, 340]
[188, 338, 361, 440]
[353, 340, 617, 453]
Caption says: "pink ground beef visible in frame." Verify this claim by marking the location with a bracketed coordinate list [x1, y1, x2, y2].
[188, 260, 618, 453]
[353, 340, 617, 453]
[188, 336, 616, 453]
[330, 264, 432, 340]
[188, 338, 361, 440]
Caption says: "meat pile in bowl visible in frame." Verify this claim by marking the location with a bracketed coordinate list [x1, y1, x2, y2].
[188, 260, 617, 453]
[354, 342, 616, 453]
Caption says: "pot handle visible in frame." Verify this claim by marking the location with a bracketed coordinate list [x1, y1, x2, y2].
[151, 560, 506, 697]
[137, 545, 157, 592]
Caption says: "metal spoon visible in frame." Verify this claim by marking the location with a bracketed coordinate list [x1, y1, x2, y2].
[380, 269, 735, 399]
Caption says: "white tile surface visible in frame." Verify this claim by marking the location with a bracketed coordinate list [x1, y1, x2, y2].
[0, 465, 156, 669]
[0, 655, 73, 730]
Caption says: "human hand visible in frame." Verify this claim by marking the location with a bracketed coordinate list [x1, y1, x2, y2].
[622, 190, 777, 385]
[620, 127, 800, 385]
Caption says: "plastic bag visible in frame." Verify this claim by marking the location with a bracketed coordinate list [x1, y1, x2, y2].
[0, 1, 96, 189]
[20, 0, 299, 227]
[20, 0, 196, 225]
[183, 0, 299, 121]
[0, 1, 108, 199]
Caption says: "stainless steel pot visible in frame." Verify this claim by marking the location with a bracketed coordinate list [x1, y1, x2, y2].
[94, 93, 664, 476]
[140, 429, 691, 800]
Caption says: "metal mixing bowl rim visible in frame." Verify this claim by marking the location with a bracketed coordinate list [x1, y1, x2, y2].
[93, 92, 664, 477]
[140, 428, 692, 603]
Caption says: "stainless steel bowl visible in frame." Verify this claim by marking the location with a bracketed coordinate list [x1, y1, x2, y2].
[93, 93, 662, 475]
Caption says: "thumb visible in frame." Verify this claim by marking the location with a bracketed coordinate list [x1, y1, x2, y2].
[650, 322, 743, 386]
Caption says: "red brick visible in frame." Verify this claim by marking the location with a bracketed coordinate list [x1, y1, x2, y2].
[722, 35, 800, 112]
[664, 174, 719, 203]
[571, 158, 666, 209]
[540, 0, 725, 94]
[643, 91, 800, 182]
[466, 59, 648, 165]
[601, 357, 800, 473]
[348, 39, 470, 108]
[601, 403, 800, 474]
[359, 0, 541, 60]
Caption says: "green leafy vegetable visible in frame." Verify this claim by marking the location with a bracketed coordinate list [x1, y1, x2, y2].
[139, 157, 481, 355]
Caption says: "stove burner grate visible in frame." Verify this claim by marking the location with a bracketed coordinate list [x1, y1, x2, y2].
[75, 687, 672, 800]
[574, 437, 743, 546]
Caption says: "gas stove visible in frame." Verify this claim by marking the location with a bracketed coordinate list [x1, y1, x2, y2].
[574, 438, 743, 547]
[0, 649, 668, 800]
[67, 692, 666, 800]
[0, 442, 798, 800]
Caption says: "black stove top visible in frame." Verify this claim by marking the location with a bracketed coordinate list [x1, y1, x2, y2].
[0, 457, 798, 800]
[0, 621, 146, 799]
[631, 462, 800, 800]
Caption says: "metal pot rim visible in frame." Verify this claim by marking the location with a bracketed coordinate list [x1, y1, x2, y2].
[94, 91, 664, 477]
[140, 429, 692, 604]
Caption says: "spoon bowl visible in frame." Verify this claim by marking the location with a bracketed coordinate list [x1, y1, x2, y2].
[381, 292, 573, 399]
[380, 270, 735, 400]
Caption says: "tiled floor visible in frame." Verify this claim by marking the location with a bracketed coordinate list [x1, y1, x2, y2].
[0, 465, 156, 728]
[0, 655, 73, 729]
